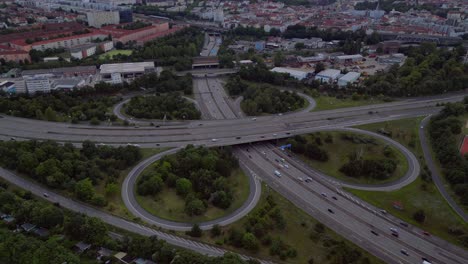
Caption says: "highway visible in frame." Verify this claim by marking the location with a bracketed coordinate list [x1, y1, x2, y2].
[0, 94, 463, 146]
[235, 143, 468, 264]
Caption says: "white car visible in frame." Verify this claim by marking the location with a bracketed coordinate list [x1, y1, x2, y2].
[297, 177, 303, 182]
[284, 164, 289, 169]
[321, 192, 327, 197]
[211, 139, 218, 142]
[252, 118, 257, 121]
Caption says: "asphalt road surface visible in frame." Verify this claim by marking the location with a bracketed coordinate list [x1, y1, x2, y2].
[122, 148, 262, 231]
[0, 94, 463, 147]
[276, 127, 421, 191]
[419, 115, 468, 222]
[236, 143, 468, 264]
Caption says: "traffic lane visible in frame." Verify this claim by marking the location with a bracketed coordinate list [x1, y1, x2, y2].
[0, 107, 438, 145]
[206, 78, 237, 119]
[251, 144, 467, 263]
[241, 147, 419, 264]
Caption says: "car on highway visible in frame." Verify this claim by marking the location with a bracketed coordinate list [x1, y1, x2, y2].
[275, 159, 279, 162]
[252, 118, 257, 121]
[260, 136, 265, 138]
[422, 257, 432, 264]
[422, 231, 431, 237]
[273, 133, 277, 137]
[43, 193, 49, 198]
[327, 209, 334, 214]
[211, 139, 218, 142]
[10, 137, 15, 141]
[400, 249, 409, 256]
[274, 170, 282, 178]
[261, 151, 266, 155]
[236, 136, 241, 139]
[371, 230, 379, 236]
[297, 177, 303, 182]
[390, 227, 398, 233]
[284, 164, 289, 169]
[321, 192, 327, 197]
[380, 209, 387, 214]
[280, 158, 285, 162]
[279, 164, 284, 169]
[400, 222, 409, 227]
[332, 196, 338, 200]
[305, 177, 313, 183]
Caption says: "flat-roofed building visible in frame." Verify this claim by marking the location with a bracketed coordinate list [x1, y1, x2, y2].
[315, 69, 341, 83]
[100, 62, 156, 84]
[338, 72, 361, 87]
[270, 67, 312, 80]
[22, 66, 97, 78]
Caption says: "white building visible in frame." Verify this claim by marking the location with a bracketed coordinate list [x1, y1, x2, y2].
[338, 72, 361, 87]
[100, 62, 156, 84]
[270, 67, 311, 80]
[315, 69, 341, 83]
[86, 11, 120, 28]
[24, 75, 53, 94]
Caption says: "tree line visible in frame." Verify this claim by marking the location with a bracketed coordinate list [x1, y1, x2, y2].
[0, 187, 261, 264]
[0, 90, 120, 123]
[362, 43, 467, 97]
[0, 140, 141, 206]
[429, 99, 468, 206]
[126, 93, 200, 120]
[137, 146, 239, 216]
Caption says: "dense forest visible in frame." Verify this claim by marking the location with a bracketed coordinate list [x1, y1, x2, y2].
[0, 140, 141, 206]
[133, 27, 204, 70]
[362, 43, 468, 97]
[0, 90, 119, 123]
[137, 146, 239, 216]
[0, 187, 260, 264]
[225, 75, 305, 116]
[429, 99, 468, 205]
[125, 93, 201, 120]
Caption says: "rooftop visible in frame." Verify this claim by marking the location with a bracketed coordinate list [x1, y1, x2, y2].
[316, 69, 341, 78]
[100, 62, 155, 74]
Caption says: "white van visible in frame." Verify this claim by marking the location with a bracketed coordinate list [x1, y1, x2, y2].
[274, 170, 281, 177]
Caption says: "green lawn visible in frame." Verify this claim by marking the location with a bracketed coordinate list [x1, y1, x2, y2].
[182, 184, 383, 264]
[295, 131, 408, 185]
[312, 96, 385, 111]
[97, 148, 169, 220]
[99, 49, 133, 60]
[353, 117, 468, 247]
[135, 168, 250, 223]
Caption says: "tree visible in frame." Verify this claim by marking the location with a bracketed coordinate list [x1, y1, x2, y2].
[44, 106, 57, 121]
[294, 42, 305, 50]
[273, 51, 284, 67]
[211, 224, 221, 237]
[74, 178, 95, 202]
[187, 224, 202, 237]
[242, 232, 259, 251]
[105, 182, 118, 196]
[185, 198, 206, 216]
[314, 62, 325, 74]
[176, 178, 192, 197]
[413, 209, 426, 223]
[83, 217, 108, 244]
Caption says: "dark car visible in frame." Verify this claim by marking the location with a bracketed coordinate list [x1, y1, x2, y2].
[371, 230, 379, 236]
[422, 231, 431, 236]
[332, 196, 338, 200]
[236, 137, 241, 139]
[400, 249, 409, 256]
[327, 209, 334, 214]
[400, 222, 409, 227]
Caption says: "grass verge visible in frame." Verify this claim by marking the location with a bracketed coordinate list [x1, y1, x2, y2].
[312, 96, 384, 111]
[294, 131, 408, 185]
[135, 168, 250, 223]
[352, 117, 468, 248]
